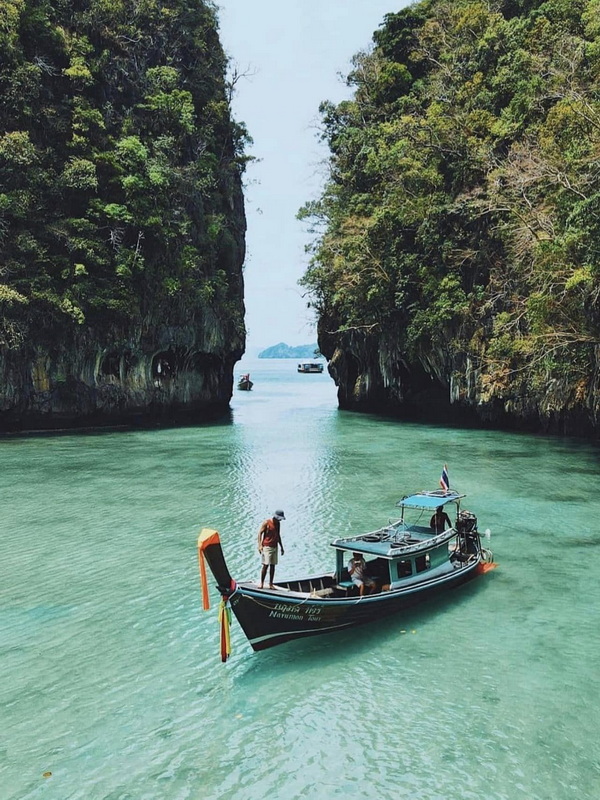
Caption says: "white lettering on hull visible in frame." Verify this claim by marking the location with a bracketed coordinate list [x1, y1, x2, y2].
[269, 605, 323, 621]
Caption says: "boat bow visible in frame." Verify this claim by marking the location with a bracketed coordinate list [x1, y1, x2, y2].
[198, 528, 238, 661]
[197, 528, 236, 608]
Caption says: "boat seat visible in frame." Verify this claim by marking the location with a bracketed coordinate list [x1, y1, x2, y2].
[335, 581, 360, 596]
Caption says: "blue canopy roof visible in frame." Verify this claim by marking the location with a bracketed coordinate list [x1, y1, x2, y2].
[397, 491, 465, 510]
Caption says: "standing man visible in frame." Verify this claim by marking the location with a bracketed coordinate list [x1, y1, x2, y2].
[257, 510, 285, 589]
[430, 505, 452, 532]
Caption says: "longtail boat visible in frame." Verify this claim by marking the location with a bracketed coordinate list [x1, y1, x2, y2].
[237, 373, 253, 390]
[198, 490, 495, 659]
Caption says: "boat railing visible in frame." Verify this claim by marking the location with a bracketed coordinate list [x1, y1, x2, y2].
[332, 523, 458, 556]
[386, 528, 456, 556]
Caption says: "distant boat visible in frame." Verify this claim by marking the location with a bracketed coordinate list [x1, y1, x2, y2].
[198, 489, 495, 656]
[297, 362, 324, 373]
[237, 374, 253, 391]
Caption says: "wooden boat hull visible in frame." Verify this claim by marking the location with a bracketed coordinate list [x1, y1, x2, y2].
[230, 563, 481, 650]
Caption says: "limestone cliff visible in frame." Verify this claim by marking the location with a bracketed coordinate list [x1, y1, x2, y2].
[319, 321, 600, 437]
[0, 0, 247, 430]
[302, 2, 600, 438]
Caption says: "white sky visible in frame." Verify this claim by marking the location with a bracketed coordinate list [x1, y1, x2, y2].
[216, 1, 409, 351]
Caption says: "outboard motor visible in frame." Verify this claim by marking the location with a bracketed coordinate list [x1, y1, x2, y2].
[456, 510, 479, 554]
[457, 510, 477, 533]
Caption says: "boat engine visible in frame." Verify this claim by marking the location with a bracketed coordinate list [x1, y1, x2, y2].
[456, 510, 479, 555]
[456, 510, 477, 533]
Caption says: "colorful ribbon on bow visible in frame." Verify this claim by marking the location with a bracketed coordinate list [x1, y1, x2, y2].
[218, 598, 232, 662]
[198, 529, 221, 610]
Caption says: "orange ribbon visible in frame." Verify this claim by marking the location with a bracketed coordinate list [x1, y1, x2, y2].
[197, 529, 221, 610]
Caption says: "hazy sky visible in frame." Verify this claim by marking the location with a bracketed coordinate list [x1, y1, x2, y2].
[217, 1, 408, 351]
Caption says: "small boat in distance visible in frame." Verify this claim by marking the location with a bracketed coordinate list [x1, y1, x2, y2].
[198, 489, 495, 657]
[297, 362, 324, 373]
[237, 373, 253, 391]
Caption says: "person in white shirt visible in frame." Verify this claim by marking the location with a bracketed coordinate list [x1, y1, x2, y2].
[348, 552, 377, 596]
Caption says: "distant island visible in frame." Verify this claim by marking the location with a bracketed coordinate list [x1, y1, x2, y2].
[258, 343, 321, 359]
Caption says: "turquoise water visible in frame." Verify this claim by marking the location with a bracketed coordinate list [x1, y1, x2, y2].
[2, 357, 600, 800]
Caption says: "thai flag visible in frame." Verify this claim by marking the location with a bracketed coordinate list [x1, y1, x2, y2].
[440, 464, 449, 491]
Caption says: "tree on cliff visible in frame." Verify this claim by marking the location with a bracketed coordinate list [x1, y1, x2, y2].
[0, 0, 249, 353]
[299, 0, 600, 431]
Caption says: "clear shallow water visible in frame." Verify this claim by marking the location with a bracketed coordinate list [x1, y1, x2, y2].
[2, 357, 600, 800]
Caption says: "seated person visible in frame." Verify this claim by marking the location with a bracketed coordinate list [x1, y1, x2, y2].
[430, 505, 452, 532]
[348, 552, 377, 596]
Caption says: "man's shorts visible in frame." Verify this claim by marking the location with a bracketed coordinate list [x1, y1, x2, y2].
[351, 575, 376, 587]
[261, 546, 278, 565]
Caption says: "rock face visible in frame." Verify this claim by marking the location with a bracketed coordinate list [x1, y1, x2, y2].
[319, 323, 600, 438]
[0, 303, 244, 432]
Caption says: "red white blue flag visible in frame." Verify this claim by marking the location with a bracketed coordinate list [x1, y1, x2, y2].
[440, 464, 449, 491]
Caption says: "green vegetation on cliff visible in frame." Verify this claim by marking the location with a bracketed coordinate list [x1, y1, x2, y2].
[0, 0, 249, 351]
[300, 0, 600, 421]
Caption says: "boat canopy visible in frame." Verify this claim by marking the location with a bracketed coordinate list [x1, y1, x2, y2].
[397, 490, 465, 510]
